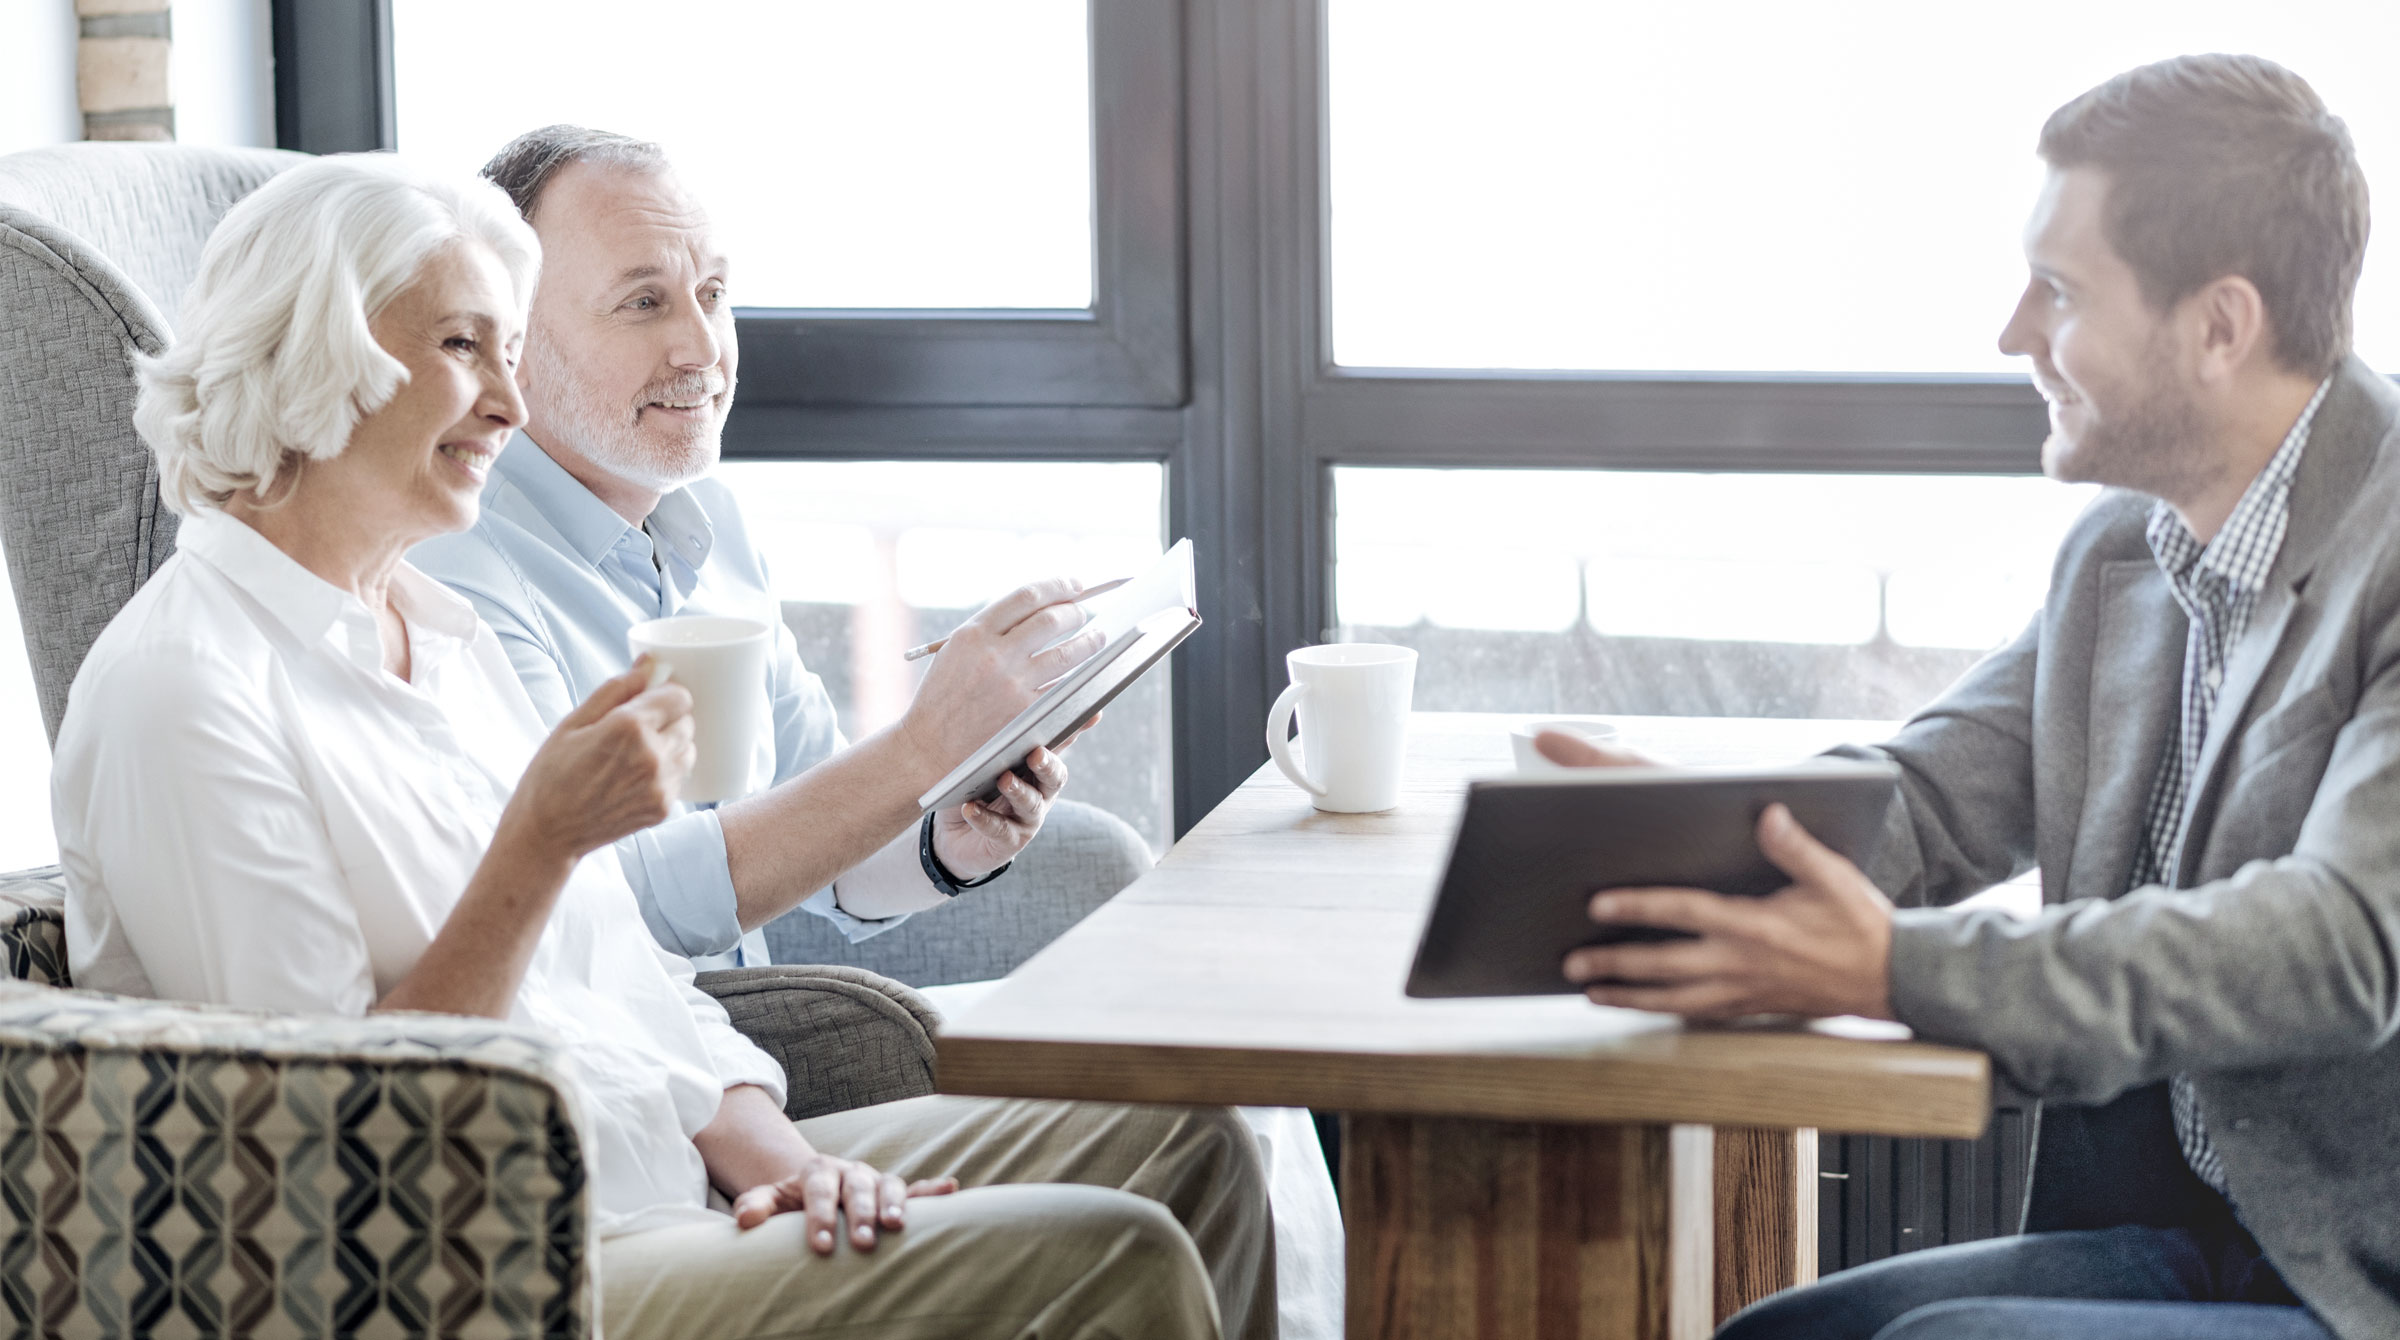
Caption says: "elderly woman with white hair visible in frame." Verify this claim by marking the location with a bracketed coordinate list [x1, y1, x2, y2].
[47, 155, 1242, 1340]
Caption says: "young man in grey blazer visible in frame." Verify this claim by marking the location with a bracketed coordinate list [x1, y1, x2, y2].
[1544, 55, 2390, 1340]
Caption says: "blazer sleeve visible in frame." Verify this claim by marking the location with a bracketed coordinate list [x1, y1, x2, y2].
[1828, 610, 2044, 909]
[1888, 591, 2400, 1104]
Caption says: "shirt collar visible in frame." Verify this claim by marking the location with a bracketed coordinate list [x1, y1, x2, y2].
[496, 431, 716, 573]
[176, 510, 483, 670]
[2145, 376, 2333, 595]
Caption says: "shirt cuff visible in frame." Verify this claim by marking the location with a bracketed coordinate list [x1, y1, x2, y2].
[707, 1027, 790, 1111]
[797, 885, 912, 945]
[617, 808, 746, 959]
[661, 950, 791, 1111]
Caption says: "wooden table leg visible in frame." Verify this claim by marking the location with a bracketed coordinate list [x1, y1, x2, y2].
[1343, 1115, 1714, 1340]
[1712, 1128, 1818, 1324]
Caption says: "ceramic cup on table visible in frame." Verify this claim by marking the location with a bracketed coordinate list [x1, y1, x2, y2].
[1264, 643, 1418, 813]
[626, 614, 772, 803]
[1509, 718, 1623, 772]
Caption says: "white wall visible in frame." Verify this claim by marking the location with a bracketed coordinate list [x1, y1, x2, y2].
[0, 0, 275, 155]
[0, 0, 81, 155]
[174, 0, 274, 147]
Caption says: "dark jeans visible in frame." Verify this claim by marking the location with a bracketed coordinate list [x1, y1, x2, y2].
[1716, 1223, 2333, 1340]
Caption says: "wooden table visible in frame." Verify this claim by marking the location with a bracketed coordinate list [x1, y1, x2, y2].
[937, 713, 1990, 1340]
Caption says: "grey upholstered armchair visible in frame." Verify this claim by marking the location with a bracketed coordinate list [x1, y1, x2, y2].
[0, 142, 1146, 1336]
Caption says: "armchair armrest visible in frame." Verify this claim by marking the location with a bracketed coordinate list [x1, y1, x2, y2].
[1, 865, 68, 987]
[759, 799, 1152, 986]
[697, 965, 941, 1120]
[0, 982, 596, 1338]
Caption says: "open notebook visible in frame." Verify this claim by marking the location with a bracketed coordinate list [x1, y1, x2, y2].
[919, 540, 1201, 813]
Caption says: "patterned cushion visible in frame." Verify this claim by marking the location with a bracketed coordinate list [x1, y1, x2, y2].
[0, 865, 66, 987]
[0, 982, 595, 1337]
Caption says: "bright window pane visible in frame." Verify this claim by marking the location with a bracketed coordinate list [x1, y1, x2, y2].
[1329, 1, 2400, 372]
[1332, 467, 2096, 719]
[713, 460, 1168, 851]
[0, 545, 56, 870]
[394, 2, 1093, 310]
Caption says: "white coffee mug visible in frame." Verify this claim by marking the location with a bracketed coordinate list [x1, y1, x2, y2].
[1510, 719, 1623, 772]
[627, 614, 772, 804]
[1264, 643, 1418, 813]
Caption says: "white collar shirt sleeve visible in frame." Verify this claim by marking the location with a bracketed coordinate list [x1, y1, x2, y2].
[52, 510, 785, 1238]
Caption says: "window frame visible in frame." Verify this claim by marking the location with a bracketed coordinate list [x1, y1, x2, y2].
[727, 0, 1185, 410]
[299, 0, 1187, 411]
[309, 0, 2054, 827]
[1270, 0, 2049, 642]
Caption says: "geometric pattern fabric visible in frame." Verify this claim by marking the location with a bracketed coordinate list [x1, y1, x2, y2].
[0, 869, 595, 1337]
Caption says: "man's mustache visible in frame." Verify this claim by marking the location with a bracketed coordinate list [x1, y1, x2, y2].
[639, 372, 730, 407]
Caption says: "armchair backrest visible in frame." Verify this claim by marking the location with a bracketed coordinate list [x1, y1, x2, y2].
[0, 143, 304, 743]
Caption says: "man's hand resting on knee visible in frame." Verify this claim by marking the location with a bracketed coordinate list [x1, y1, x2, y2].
[697, 1085, 958, 1255]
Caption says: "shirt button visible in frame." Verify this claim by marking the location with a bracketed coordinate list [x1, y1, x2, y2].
[2205, 666, 2224, 690]
[2230, 1117, 2254, 1132]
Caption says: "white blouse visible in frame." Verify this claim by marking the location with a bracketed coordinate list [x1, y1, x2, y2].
[53, 510, 786, 1238]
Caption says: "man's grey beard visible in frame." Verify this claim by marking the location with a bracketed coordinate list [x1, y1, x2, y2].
[523, 334, 732, 494]
[2058, 333, 2216, 505]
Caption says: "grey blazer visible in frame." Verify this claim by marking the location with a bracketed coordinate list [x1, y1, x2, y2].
[1844, 357, 2400, 1339]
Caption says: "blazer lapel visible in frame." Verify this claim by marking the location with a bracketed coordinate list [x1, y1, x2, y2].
[2068, 559, 2184, 904]
[2173, 360, 2390, 884]
[2174, 580, 2299, 885]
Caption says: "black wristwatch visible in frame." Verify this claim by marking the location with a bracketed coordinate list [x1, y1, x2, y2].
[920, 810, 1012, 898]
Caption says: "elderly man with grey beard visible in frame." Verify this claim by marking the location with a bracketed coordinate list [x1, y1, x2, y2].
[407, 124, 1349, 1340]
[413, 137, 1090, 968]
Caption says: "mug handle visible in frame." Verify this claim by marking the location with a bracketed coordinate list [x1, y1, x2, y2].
[1264, 681, 1327, 799]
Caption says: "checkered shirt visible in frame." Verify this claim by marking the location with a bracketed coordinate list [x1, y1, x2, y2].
[2131, 377, 2332, 1199]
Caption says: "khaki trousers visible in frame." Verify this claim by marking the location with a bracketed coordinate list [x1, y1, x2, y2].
[601, 1095, 1276, 1340]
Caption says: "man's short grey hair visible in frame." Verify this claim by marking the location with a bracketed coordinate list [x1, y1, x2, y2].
[482, 125, 670, 222]
[134, 154, 540, 515]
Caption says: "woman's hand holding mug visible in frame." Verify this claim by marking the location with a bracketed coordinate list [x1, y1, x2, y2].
[509, 657, 697, 863]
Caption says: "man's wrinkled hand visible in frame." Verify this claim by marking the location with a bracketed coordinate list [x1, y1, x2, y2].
[730, 1153, 958, 1255]
[932, 735, 1079, 882]
[902, 579, 1108, 771]
[1561, 803, 1898, 1022]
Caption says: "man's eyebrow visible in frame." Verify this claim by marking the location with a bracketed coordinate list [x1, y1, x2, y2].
[610, 263, 666, 287]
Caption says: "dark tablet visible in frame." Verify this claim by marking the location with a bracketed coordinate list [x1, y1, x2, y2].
[1403, 762, 1899, 998]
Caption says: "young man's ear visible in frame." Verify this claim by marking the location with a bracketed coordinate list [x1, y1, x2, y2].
[2187, 275, 2272, 384]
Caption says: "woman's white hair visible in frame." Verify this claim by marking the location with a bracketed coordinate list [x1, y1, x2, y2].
[135, 153, 540, 514]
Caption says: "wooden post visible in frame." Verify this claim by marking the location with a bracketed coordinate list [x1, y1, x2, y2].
[1344, 1115, 1714, 1340]
[1712, 1127, 1818, 1324]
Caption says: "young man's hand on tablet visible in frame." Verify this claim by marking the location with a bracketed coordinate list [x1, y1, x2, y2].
[1561, 803, 1898, 1022]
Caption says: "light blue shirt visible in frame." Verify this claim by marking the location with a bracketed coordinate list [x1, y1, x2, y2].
[411, 433, 902, 967]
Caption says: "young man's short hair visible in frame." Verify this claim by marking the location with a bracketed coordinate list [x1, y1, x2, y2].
[2040, 53, 2370, 377]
